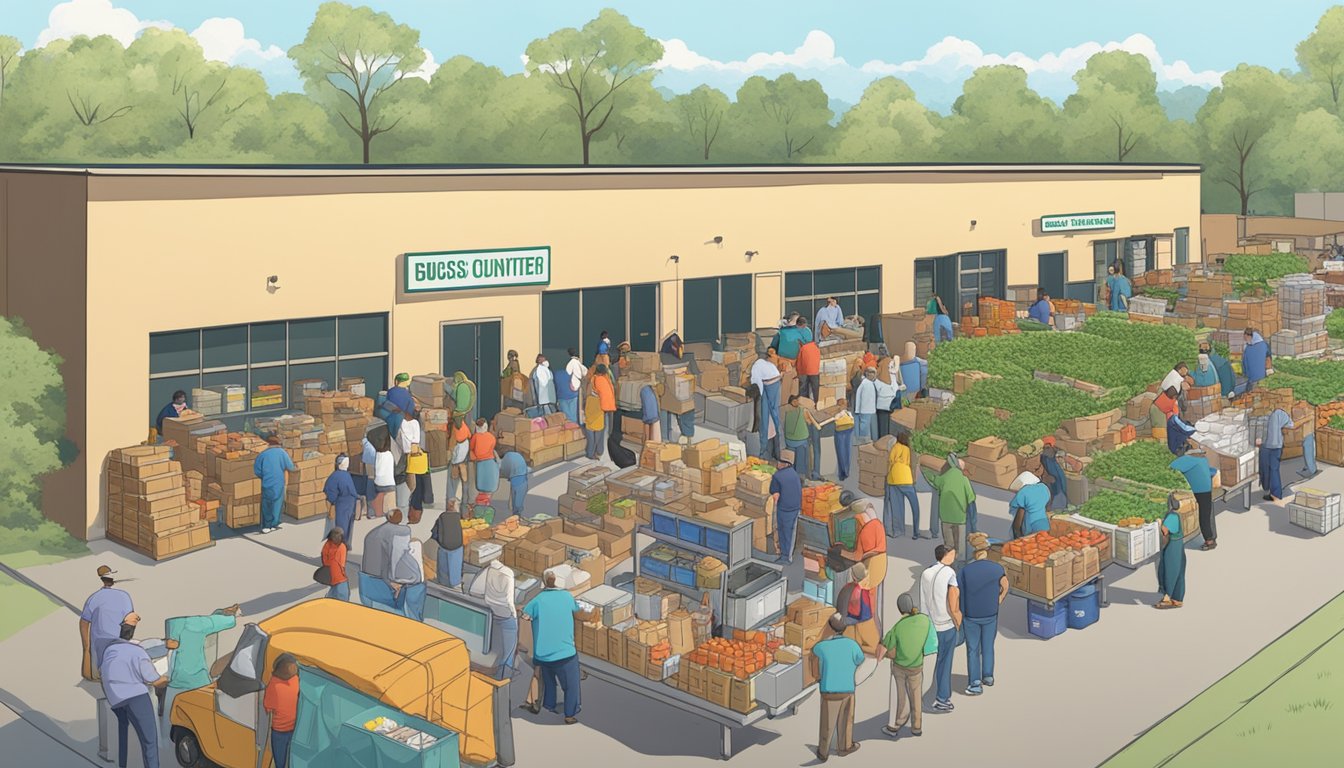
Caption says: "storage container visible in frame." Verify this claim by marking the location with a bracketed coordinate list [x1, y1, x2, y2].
[677, 518, 705, 547]
[671, 559, 698, 588]
[703, 526, 731, 554]
[640, 554, 672, 581]
[754, 661, 804, 709]
[1287, 502, 1342, 535]
[652, 511, 678, 537]
[1066, 583, 1100, 629]
[802, 576, 834, 604]
[576, 584, 633, 627]
[1027, 600, 1068, 640]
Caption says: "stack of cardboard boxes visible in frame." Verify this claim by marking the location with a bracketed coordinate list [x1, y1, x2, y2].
[735, 467, 776, 551]
[660, 366, 697, 419]
[1052, 409, 1125, 459]
[494, 408, 585, 466]
[283, 457, 329, 520]
[1174, 273, 1234, 325]
[856, 435, 893, 496]
[106, 445, 213, 560]
[1272, 274, 1329, 359]
[203, 445, 264, 529]
[410, 374, 449, 408]
[722, 333, 758, 388]
[1224, 296, 1280, 337]
[963, 436, 1019, 489]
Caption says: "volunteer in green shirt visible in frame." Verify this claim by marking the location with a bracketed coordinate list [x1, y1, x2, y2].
[810, 613, 865, 761]
[881, 593, 934, 738]
[783, 395, 817, 481]
[921, 452, 975, 562]
[162, 604, 241, 722]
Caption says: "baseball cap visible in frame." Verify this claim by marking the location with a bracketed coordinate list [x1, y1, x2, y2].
[97, 565, 116, 578]
[395, 372, 410, 383]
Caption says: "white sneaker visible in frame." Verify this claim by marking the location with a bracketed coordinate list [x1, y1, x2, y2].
[261, 527, 274, 534]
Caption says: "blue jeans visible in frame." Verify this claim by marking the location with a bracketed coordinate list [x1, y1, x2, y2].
[437, 546, 464, 588]
[760, 381, 783, 458]
[261, 492, 283, 529]
[400, 582, 427, 621]
[539, 654, 582, 718]
[326, 581, 350, 600]
[966, 500, 979, 534]
[935, 628, 957, 703]
[662, 410, 696, 441]
[112, 694, 158, 768]
[558, 397, 578, 424]
[809, 425, 823, 480]
[786, 438, 810, 482]
[271, 729, 293, 768]
[585, 428, 603, 458]
[933, 315, 954, 343]
[776, 506, 800, 562]
[1302, 432, 1318, 475]
[358, 572, 399, 614]
[509, 475, 529, 516]
[496, 615, 519, 680]
[1260, 446, 1284, 498]
[855, 413, 876, 445]
[834, 429, 853, 480]
[884, 484, 920, 537]
[964, 615, 998, 688]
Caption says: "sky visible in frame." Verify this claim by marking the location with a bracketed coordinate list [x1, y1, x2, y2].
[5, 0, 1340, 111]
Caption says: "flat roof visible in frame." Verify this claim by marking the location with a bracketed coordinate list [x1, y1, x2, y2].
[0, 161, 1201, 178]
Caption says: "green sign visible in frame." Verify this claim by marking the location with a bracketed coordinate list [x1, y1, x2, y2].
[404, 247, 550, 293]
[1041, 211, 1116, 233]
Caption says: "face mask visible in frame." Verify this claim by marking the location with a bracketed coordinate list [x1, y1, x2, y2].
[119, 623, 136, 641]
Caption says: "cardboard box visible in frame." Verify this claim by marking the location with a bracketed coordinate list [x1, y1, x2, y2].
[606, 629, 626, 668]
[783, 622, 824, 650]
[728, 676, 756, 714]
[705, 669, 733, 708]
[966, 436, 1008, 462]
[786, 597, 831, 627]
[962, 453, 1019, 488]
[135, 489, 188, 516]
[131, 474, 183, 496]
[667, 610, 695, 655]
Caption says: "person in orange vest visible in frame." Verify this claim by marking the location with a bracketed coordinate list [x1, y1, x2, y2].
[591, 363, 617, 457]
[796, 333, 821, 402]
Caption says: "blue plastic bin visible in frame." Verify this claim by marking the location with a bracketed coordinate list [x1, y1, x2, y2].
[703, 527, 730, 553]
[641, 555, 672, 581]
[651, 512, 678, 537]
[1027, 600, 1068, 640]
[1067, 583, 1100, 630]
[671, 560, 698, 587]
[677, 519, 704, 547]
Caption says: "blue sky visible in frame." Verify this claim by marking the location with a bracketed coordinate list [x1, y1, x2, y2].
[8, 0, 1340, 110]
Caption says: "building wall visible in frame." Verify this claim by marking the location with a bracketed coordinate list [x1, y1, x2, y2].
[0, 171, 90, 539]
[66, 167, 1201, 537]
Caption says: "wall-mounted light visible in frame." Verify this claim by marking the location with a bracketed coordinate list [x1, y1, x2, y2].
[704, 236, 723, 248]
[744, 250, 759, 262]
[266, 275, 280, 294]
[970, 220, 977, 230]
[667, 255, 680, 264]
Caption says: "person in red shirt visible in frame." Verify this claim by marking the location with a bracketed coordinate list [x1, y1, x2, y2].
[322, 529, 348, 601]
[263, 654, 300, 768]
[1154, 387, 1180, 420]
[796, 337, 821, 402]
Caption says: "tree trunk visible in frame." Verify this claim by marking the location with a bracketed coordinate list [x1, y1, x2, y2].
[1238, 150, 1250, 216]
[360, 105, 371, 165]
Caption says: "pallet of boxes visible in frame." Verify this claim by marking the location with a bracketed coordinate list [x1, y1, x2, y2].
[494, 408, 584, 467]
[201, 434, 267, 529]
[303, 390, 376, 471]
[1273, 275, 1330, 359]
[106, 445, 213, 560]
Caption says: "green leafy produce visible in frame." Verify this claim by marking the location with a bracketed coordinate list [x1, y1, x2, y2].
[1017, 319, 1052, 332]
[1261, 358, 1344, 405]
[1223, 253, 1310, 296]
[1138, 287, 1180, 307]
[1076, 490, 1166, 524]
[1084, 440, 1186, 490]
[1330, 415, 1344, 431]
[1327, 309, 1344, 340]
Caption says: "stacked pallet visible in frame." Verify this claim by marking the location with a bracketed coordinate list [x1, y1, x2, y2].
[1272, 274, 1329, 359]
[106, 445, 213, 560]
[1175, 274, 1233, 324]
[495, 408, 585, 466]
[722, 334, 758, 388]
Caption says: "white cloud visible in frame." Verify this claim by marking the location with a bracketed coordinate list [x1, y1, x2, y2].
[407, 49, 439, 81]
[190, 17, 285, 65]
[654, 30, 1225, 111]
[35, 0, 170, 48]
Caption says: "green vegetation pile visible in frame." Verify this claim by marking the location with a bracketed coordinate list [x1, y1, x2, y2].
[1262, 358, 1344, 405]
[1076, 490, 1167, 524]
[1085, 440, 1186, 489]
[1327, 309, 1344, 340]
[1222, 253, 1310, 296]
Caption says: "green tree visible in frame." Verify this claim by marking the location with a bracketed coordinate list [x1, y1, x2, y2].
[591, 73, 682, 163]
[728, 74, 833, 161]
[232, 92, 352, 163]
[825, 76, 941, 162]
[1197, 65, 1294, 214]
[1265, 108, 1344, 196]
[942, 66, 1062, 161]
[672, 85, 730, 161]
[289, 1, 426, 163]
[1297, 6, 1344, 111]
[0, 317, 82, 554]
[1062, 51, 1170, 162]
[524, 8, 663, 164]
[128, 29, 265, 143]
[0, 35, 19, 111]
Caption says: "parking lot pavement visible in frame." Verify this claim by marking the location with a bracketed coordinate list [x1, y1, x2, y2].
[3, 440, 1340, 768]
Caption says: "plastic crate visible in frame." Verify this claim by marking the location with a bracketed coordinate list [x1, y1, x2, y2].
[677, 518, 705, 547]
[1028, 600, 1068, 640]
[1072, 515, 1159, 569]
[704, 527, 731, 554]
[651, 511, 679, 537]
[1066, 583, 1100, 630]
[1287, 502, 1342, 535]
[641, 555, 672, 581]
[671, 560, 698, 588]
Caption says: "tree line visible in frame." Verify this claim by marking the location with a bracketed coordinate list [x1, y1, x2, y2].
[4, 3, 1344, 215]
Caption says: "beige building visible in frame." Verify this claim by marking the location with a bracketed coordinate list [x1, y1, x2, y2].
[0, 163, 1201, 540]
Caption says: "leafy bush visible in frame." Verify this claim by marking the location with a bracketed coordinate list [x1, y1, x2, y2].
[0, 318, 84, 556]
[1084, 440, 1186, 489]
[1138, 287, 1180, 307]
[1076, 490, 1167, 524]
[1328, 309, 1344, 340]
[1223, 253, 1310, 295]
[1261, 358, 1344, 405]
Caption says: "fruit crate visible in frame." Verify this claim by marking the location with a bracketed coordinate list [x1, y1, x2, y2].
[1070, 515, 1160, 569]
[1287, 502, 1341, 535]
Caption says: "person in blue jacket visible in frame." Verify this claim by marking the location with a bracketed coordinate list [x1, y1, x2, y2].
[1198, 341, 1236, 398]
[253, 435, 296, 534]
[1008, 472, 1052, 538]
[1106, 265, 1132, 311]
[1170, 445, 1219, 550]
[1241, 329, 1272, 392]
[1028, 291, 1054, 326]
[322, 453, 359, 544]
[383, 373, 416, 439]
[155, 390, 189, 436]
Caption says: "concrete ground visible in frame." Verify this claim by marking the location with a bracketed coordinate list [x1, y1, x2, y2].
[1, 426, 1340, 768]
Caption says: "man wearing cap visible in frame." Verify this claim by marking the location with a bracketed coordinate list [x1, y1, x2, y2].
[770, 449, 804, 564]
[384, 373, 416, 439]
[254, 434, 297, 534]
[1009, 471, 1052, 538]
[1040, 437, 1069, 510]
[81, 565, 135, 680]
[100, 612, 168, 768]
[810, 612, 865, 761]
[960, 542, 1007, 696]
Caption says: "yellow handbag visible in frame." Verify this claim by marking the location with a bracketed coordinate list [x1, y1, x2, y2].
[406, 448, 429, 475]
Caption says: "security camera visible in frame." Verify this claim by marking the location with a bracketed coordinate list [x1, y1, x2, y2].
[970, 220, 977, 228]
[668, 255, 680, 264]
[704, 236, 723, 247]
[744, 250, 759, 261]
[268, 275, 279, 284]
[266, 275, 280, 293]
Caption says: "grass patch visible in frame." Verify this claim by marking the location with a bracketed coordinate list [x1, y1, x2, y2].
[0, 573, 60, 642]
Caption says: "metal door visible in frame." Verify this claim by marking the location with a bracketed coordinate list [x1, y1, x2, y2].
[1038, 252, 1067, 298]
[441, 321, 502, 421]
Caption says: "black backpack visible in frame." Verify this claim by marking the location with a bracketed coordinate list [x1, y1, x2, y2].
[607, 429, 637, 468]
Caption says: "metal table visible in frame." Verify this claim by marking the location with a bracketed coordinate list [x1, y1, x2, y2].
[575, 656, 816, 759]
[1008, 574, 1107, 611]
[1214, 477, 1255, 511]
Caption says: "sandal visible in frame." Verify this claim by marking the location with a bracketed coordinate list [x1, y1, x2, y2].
[1154, 599, 1175, 609]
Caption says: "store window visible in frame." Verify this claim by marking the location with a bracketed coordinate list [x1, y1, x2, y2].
[1175, 227, 1190, 266]
[682, 274, 753, 344]
[147, 313, 389, 427]
[783, 266, 880, 329]
[913, 253, 1002, 322]
[541, 283, 660, 366]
